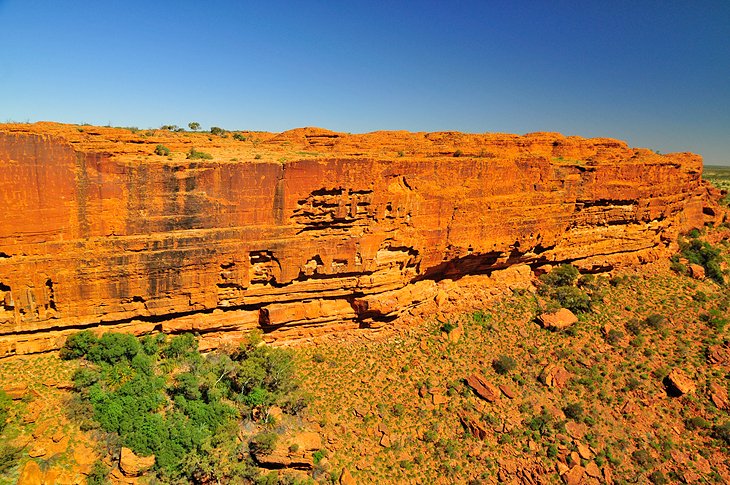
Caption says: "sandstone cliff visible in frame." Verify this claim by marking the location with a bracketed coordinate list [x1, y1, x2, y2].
[0, 123, 721, 356]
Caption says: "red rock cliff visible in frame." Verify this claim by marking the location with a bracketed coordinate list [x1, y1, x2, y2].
[0, 123, 720, 356]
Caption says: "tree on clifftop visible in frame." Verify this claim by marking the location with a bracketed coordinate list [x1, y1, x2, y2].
[188, 122, 200, 131]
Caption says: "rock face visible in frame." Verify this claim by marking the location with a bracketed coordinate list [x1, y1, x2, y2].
[0, 123, 722, 356]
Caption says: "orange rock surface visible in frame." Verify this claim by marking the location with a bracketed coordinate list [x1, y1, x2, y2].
[0, 122, 721, 356]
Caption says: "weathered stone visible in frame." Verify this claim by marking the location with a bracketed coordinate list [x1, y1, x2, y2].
[120, 447, 155, 477]
[689, 264, 706, 280]
[0, 123, 721, 356]
[465, 374, 500, 402]
[708, 382, 729, 410]
[666, 368, 696, 395]
[577, 442, 593, 460]
[499, 384, 516, 399]
[459, 412, 489, 440]
[2, 383, 28, 400]
[447, 325, 463, 343]
[540, 364, 571, 388]
[17, 460, 43, 485]
[339, 467, 356, 485]
[707, 344, 729, 365]
[585, 462, 601, 478]
[537, 308, 578, 331]
[562, 465, 585, 485]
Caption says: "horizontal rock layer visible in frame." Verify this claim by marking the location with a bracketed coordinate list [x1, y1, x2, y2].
[0, 123, 721, 356]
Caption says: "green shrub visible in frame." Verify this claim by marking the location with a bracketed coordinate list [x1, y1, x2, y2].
[188, 122, 200, 131]
[631, 448, 652, 466]
[87, 460, 110, 485]
[0, 444, 22, 475]
[60, 330, 98, 360]
[210, 126, 225, 136]
[541, 265, 579, 287]
[233, 133, 247, 142]
[625, 319, 642, 336]
[714, 421, 730, 446]
[250, 431, 278, 455]
[685, 416, 711, 430]
[649, 470, 668, 484]
[553, 285, 592, 313]
[312, 449, 326, 464]
[679, 237, 725, 284]
[492, 355, 517, 375]
[563, 402, 584, 421]
[0, 390, 11, 433]
[440, 322, 456, 334]
[154, 144, 170, 156]
[63, 330, 304, 481]
[643, 314, 666, 330]
[163, 333, 197, 359]
[187, 148, 213, 160]
[606, 329, 624, 346]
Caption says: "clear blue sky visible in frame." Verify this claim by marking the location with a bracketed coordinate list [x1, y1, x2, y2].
[1, 1, 729, 163]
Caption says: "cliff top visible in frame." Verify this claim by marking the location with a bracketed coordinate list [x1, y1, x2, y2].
[0, 121, 701, 168]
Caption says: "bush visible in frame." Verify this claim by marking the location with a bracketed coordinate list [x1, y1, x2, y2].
[643, 314, 666, 330]
[685, 416, 711, 430]
[87, 460, 110, 485]
[60, 330, 98, 360]
[210, 126, 225, 136]
[87, 332, 140, 364]
[492, 355, 517, 375]
[163, 333, 197, 359]
[187, 148, 213, 160]
[553, 286, 592, 313]
[154, 144, 170, 156]
[541, 265, 579, 287]
[563, 402, 584, 421]
[605, 329, 624, 346]
[625, 319, 642, 336]
[188, 122, 200, 131]
[250, 431, 278, 455]
[679, 237, 725, 284]
[0, 391, 11, 433]
[233, 133, 247, 142]
[63, 330, 304, 481]
[0, 444, 22, 475]
[714, 421, 730, 446]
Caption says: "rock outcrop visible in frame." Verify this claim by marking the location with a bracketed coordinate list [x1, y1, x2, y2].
[0, 123, 722, 356]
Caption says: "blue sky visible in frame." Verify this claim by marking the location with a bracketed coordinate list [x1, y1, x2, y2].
[1, 1, 729, 163]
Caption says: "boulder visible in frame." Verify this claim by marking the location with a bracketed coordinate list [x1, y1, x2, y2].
[339, 467, 356, 485]
[459, 411, 489, 440]
[120, 447, 155, 477]
[537, 308, 578, 331]
[562, 465, 585, 485]
[665, 368, 695, 395]
[465, 374, 500, 402]
[689, 264, 706, 280]
[539, 364, 571, 388]
[17, 460, 43, 485]
[708, 382, 729, 410]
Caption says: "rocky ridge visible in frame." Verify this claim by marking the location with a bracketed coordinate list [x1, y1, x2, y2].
[0, 123, 722, 356]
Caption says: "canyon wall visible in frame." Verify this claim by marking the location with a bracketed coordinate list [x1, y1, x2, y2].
[0, 124, 721, 356]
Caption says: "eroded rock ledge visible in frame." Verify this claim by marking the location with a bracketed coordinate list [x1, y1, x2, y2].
[0, 123, 722, 356]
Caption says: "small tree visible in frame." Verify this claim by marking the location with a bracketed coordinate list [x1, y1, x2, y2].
[188, 122, 200, 131]
[154, 144, 170, 156]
